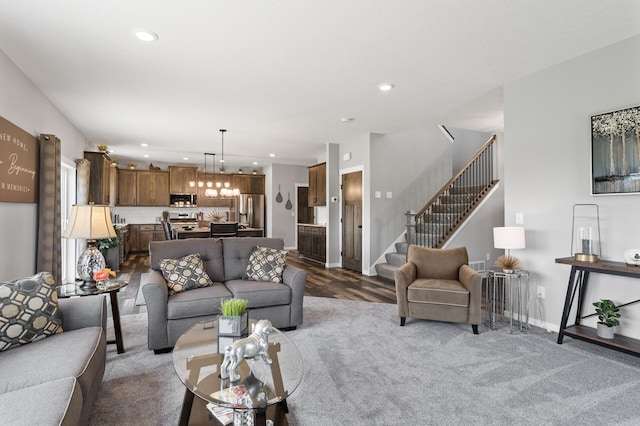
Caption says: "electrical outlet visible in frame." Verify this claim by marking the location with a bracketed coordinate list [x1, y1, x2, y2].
[537, 286, 545, 299]
[486, 252, 490, 261]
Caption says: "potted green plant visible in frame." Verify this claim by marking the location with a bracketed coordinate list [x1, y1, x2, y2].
[97, 226, 122, 270]
[218, 298, 249, 336]
[592, 299, 620, 339]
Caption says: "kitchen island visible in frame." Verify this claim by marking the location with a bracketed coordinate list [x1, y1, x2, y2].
[174, 226, 264, 239]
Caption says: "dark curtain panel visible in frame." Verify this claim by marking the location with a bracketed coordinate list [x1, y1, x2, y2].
[36, 134, 61, 283]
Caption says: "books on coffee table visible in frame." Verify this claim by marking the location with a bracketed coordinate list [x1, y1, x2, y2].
[206, 403, 234, 425]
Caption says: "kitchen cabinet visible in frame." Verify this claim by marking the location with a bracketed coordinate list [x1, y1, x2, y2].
[298, 225, 326, 262]
[137, 171, 169, 206]
[308, 162, 326, 206]
[233, 174, 265, 194]
[128, 225, 140, 252]
[84, 151, 111, 205]
[117, 225, 129, 264]
[169, 166, 197, 194]
[138, 224, 164, 252]
[117, 170, 169, 206]
[136, 171, 170, 206]
[129, 224, 164, 252]
[117, 169, 137, 206]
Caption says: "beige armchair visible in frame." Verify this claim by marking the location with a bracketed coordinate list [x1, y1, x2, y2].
[394, 245, 482, 334]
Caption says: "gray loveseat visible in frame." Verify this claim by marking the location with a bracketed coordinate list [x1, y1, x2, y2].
[142, 237, 307, 353]
[0, 295, 107, 425]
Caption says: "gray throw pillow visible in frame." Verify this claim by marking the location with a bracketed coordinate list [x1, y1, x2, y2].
[159, 252, 214, 295]
[0, 272, 63, 352]
[244, 246, 288, 283]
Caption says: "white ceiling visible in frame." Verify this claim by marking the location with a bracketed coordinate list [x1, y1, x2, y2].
[1, 0, 639, 170]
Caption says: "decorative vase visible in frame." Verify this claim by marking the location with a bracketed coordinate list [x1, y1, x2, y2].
[218, 313, 248, 336]
[217, 312, 249, 354]
[596, 322, 615, 339]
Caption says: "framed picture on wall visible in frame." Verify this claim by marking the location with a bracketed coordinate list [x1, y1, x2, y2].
[591, 104, 640, 195]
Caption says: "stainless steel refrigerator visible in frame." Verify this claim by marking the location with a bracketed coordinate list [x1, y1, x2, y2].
[235, 194, 265, 230]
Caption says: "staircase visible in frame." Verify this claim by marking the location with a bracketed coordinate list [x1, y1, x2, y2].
[375, 239, 409, 281]
[375, 135, 498, 282]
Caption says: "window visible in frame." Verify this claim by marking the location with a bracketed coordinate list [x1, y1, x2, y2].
[61, 159, 77, 283]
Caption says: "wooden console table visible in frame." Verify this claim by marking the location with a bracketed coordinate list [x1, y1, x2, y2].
[556, 257, 640, 356]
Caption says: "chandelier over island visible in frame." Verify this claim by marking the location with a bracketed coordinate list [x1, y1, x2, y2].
[189, 129, 240, 197]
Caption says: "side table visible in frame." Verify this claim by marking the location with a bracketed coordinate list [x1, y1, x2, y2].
[486, 269, 530, 333]
[57, 280, 128, 353]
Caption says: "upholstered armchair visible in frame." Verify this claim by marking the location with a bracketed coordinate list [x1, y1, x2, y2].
[394, 245, 482, 334]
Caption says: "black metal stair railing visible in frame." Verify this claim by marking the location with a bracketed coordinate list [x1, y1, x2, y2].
[406, 135, 498, 248]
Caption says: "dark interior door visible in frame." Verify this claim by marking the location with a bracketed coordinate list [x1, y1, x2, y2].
[342, 171, 362, 272]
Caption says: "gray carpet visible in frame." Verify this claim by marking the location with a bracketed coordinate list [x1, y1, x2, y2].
[90, 297, 640, 426]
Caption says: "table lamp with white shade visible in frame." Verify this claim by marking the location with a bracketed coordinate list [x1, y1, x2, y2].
[493, 227, 526, 273]
[62, 204, 117, 287]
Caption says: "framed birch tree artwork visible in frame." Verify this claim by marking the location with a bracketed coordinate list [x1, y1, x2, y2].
[591, 105, 640, 195]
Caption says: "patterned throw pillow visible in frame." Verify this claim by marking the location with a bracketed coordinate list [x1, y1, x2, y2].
[244, 246, 288, 283]
[159, 253, 214, 295]
[0, 272, 64, 352]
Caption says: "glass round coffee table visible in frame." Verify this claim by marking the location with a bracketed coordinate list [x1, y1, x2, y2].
[173, 319, 303, 426]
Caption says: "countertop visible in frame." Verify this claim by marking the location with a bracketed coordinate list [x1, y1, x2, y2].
[298, 223, 326, 227]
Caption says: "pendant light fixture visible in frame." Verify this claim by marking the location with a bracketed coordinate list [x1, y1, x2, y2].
[199, 130, 240, 198]
[208, 129, 240, 197]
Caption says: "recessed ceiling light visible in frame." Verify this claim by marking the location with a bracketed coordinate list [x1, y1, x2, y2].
[341, 117, 355, 123]
[143, 154, 149, 158]
[377, 83, 395, 92]
[183, 157, 189, 160]
[140, 143, 148, 147]
[269, 153, 276, 158]
[252, 161, 259, 165]
[132, 29, 158, 42]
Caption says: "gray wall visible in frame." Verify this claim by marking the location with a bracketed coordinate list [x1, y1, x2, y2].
[504, 34, 640, 336]
[367, 124, 491, 270]
[0, 49, 85, 281]
[265, 163, 309, 249]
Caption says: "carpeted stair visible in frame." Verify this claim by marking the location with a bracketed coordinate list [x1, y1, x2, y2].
[374, 239, 408, 281]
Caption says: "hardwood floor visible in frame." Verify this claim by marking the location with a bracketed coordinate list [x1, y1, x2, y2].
[115, 250, 397, 316]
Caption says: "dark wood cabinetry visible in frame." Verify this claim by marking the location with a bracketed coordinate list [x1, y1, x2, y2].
[308, 162, 326, 206]
[169, 166, 197, 194]
[128, 224, 164, 252]
[84, 151, 111, 205]
[116, 167, 265, 206]
[233, 174, 265, 194]
[117, 225, 129, 264]
[298, 225, 326, 262]
[117, 169, 137, 206]
[137, 171, 169, 206]
[128, 225, 140, 252]
[116, 170, 169, 206]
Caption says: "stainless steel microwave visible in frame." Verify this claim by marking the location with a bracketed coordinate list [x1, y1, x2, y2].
[169, 194, 197, 206]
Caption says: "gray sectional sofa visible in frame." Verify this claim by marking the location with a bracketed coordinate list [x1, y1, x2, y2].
[0, 295, 107, 425]
[142, 237, 307, 353]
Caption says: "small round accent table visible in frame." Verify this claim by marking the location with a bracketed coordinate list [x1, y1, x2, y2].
[57, 280, 128, 353]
